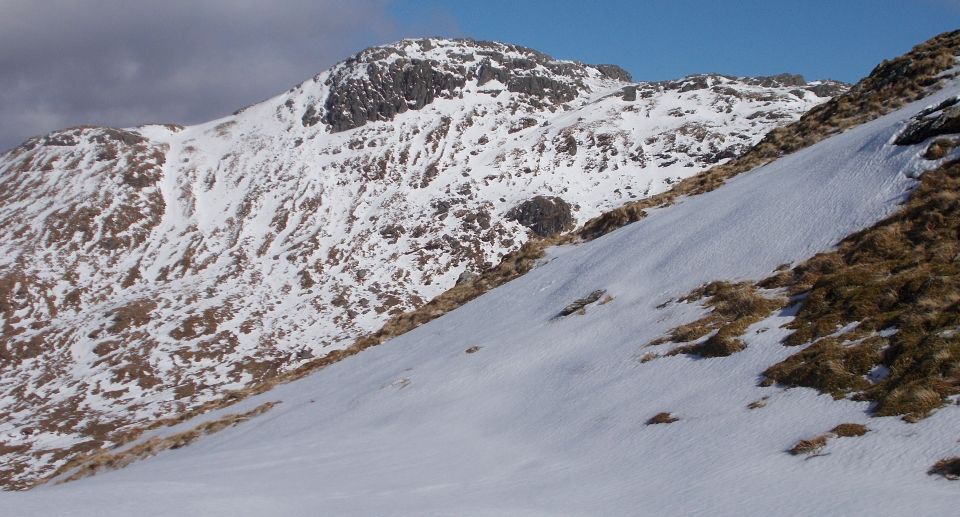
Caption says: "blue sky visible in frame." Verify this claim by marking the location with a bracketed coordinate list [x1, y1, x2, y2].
[390, 0, 960, 82]
[2, 1, 956, 150]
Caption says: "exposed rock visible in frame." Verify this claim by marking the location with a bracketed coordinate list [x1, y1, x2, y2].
[894, 97, 960, 145]
[748, 73, 808, 88]
[804, 81, 849, 98]
[507, 195, 573, 237]
[476, 59, 511, 85]
[621, 85, 637, 102]
[456, 270, 479, 284]
[321, 59, 467, 132]
[507, 75, 578, 103]
[594, 64, 633, 82]
[556, 289, 607, 318]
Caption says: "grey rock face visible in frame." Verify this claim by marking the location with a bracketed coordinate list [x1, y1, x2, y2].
[594, 64, 633, 82]
[507, 195, 573, 237]
[555, 289, 607, 318]
[895, 97, 960, 145]
[804, 81, 848, 98]
[456, 270, 479, 285]
[507, 75, 578, 103]
[748, 73, 808, 88]
[476, 59, 512, 86]
[306, 39, 632, 133]
[322, 59, 467, 132]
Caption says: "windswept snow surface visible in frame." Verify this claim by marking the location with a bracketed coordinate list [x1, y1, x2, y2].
[5, 81, 960, 517]
[0, 38, 842, 485]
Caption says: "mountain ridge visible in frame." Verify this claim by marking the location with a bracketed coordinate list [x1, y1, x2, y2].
[2, 31, 958, 514]
[0, 37, 844, 488]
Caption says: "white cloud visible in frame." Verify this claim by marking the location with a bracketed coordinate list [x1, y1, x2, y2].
[0, 0, 459, 150]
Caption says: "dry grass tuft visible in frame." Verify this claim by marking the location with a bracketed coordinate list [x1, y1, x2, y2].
[929, 457, 960, 480]
[646, 412, 679, 425]
[831, 423, 869, 437]
[763, 160, 960, 421]
[788, 435, 830, 455]
[465, 345, 481, 354]
[747, 397, 768, 410]
[653, 282, 785, 358]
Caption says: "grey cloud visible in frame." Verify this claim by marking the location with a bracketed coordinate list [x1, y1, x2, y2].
[0, 0, 459, 150]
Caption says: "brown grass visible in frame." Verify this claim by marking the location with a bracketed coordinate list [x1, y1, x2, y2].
[763, 160, 960, 421]
[653, 282, 785, 358]
[646, 412, 679, 425]
[831, 423, 869, 437]
[788, 435, 829, 455]
[929, 457, 960, 480]
[465, 345, 481, 354]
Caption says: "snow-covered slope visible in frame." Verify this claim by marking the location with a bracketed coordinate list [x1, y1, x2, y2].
[0, 38, 842, 486]
[3, 63, 957, 516]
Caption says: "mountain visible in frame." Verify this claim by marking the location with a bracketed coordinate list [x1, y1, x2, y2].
[0, 38, 845, 488]
[2, 30, 959, 516]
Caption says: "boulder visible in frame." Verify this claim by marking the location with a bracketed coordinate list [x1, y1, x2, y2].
[507, 196, 573, 237]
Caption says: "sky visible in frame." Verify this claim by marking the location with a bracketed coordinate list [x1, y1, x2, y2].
[0, 0, 957, 151]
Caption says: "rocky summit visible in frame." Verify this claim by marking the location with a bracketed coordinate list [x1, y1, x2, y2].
[0, 37, 844, 488]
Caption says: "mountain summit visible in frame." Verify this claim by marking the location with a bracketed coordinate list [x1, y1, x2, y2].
[0, 37, 844, 487]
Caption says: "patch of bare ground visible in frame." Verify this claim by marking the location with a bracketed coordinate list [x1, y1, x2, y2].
[831, 423, 869, 437]
[762, 159, 960, 422]
[646, 412, 679, 425]
[647, 282, 786, 358]
[788, 424, 869, 456]
[929, 457, 960, 480]
[788, 435, 830, 456]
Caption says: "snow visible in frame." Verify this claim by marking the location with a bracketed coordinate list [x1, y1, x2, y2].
[0, 38, 839, 484]
[2, 68, 958, 516]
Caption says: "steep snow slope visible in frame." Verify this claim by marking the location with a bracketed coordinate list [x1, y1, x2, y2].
[0, 38, 841, 486]
[3, 68, 957, 516]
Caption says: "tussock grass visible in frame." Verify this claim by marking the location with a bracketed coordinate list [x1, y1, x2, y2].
[646, 412, 679, 425]
[651, 282, 785, 358]
[831, 423, 869, 437]
[789, 435, 829, 455]
[763, 160, 960, 421]
[929, 457, 960, 480]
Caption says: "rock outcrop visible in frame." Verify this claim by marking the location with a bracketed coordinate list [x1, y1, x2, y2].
[508, 196, 574, 237]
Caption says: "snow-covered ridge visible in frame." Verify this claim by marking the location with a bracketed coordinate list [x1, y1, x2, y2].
[3, 61, 957, 517]
[0, 37, 841, 487]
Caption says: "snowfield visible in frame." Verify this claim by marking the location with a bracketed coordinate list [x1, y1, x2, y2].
[2, 67, 958, 517]
[0, 38, 841, 485]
